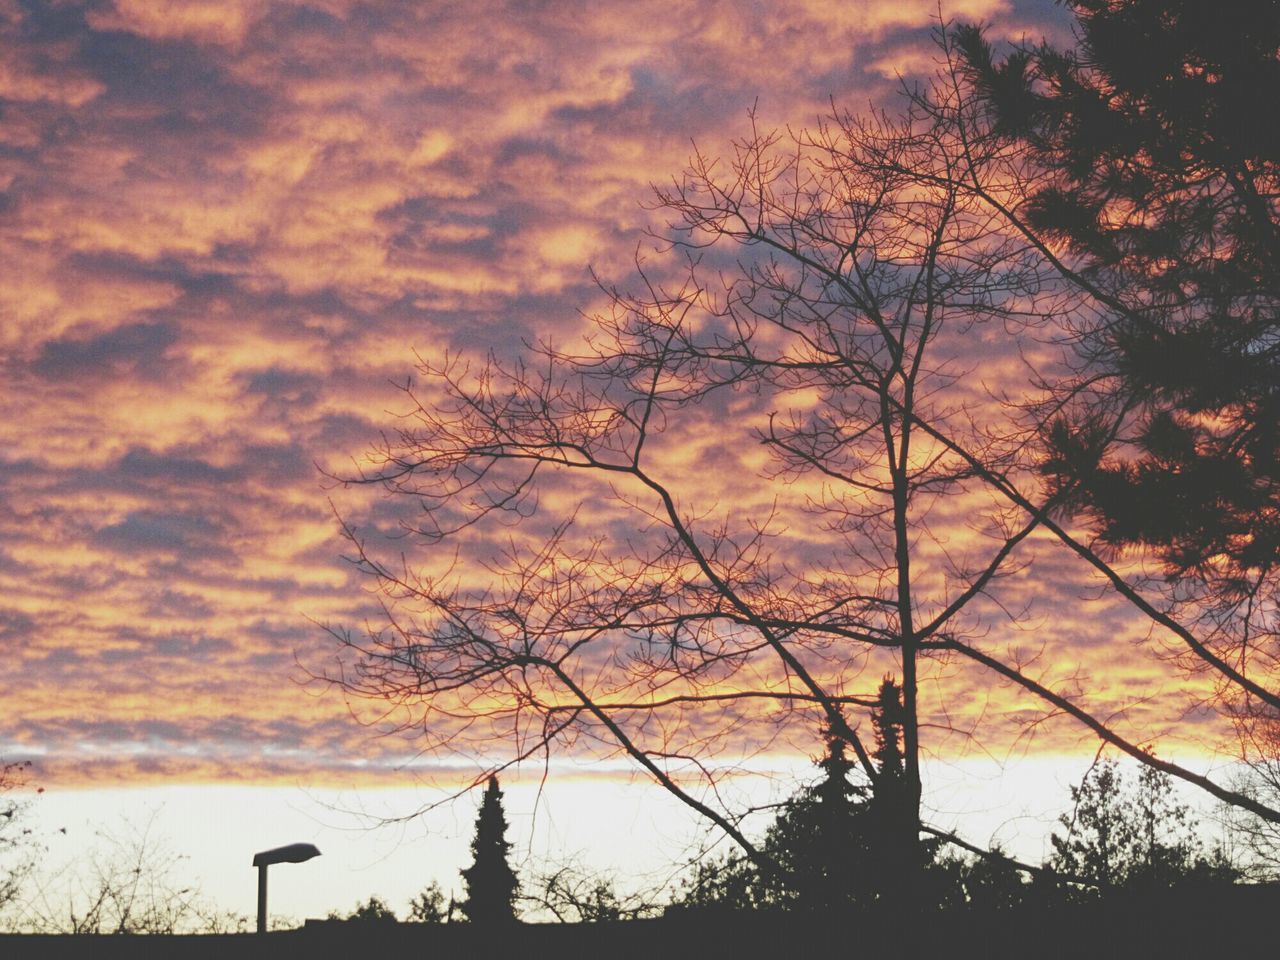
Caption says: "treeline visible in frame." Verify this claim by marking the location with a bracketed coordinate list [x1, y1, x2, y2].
[0, 730, 1270, 936]
[666, 683, 1242, 916]
[332, 691, 1260, 927]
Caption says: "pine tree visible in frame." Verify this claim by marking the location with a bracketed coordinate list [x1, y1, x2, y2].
[673, 686, 955, 915]
[761, 723, 872, 911]
[872, 677, 906, 789]
[768, 681, 922, 910]
[765, 683, 919, 910]
[955, 2, 1280, 600]
[460, 776, 519, 925]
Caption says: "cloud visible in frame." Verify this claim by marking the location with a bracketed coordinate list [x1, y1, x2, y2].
[33, 321, 181, 381]
[93, 509, 229, 557]
[86, 0, 268, 47]
[0, 606, 36, 642]
[3, 0, 1225, 805]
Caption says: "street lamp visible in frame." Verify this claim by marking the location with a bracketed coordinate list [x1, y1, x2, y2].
[252, 842, 321, 933]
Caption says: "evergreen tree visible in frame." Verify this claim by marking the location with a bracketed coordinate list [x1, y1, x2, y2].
[760, 724, 873, 911]
[460, 776, 519, 925]
[867, 678, 926, 906]
[871, 677, 907, 813]
[671, 729, 872, 914]
[956, 1, 1280, 601]
[761, 681, 929, 910]
[672, 681, 938, 914]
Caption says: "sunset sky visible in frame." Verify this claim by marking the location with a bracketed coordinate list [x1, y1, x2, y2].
[0, 0, 1242, 922]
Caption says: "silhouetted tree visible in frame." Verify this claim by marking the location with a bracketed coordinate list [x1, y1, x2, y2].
[326, 13, 1280, 888]
[1224, 709, 1280, 878]
[13, 811, 244, 934]
[0, 761, 39, 919]
[460, 777, 519, 925]
[953, 2, 1279, 741]
[677, 684, 945, 913]
[867, 678, 921, 904]
[668, 851, 763, 914]
[408, 881, 448, 923]
[955, 0, 1279, 570]
[328, 895, 398, 923]
[1047, 758, 1237, 896]
[669, 721, 873, 914]
[779, 680, 942, 909]
[327, 86, 1078, 884]
[937, 845, 1030, 911]
[757, 726, 871, 911]
[522, 864, 657, 922]
[815, 10, 1280, 827]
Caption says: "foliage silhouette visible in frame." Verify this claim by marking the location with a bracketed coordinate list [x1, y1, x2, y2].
[953, 2, 1279, 737]
[673, 681, 950, 912]
[956, 1, 1278, 588]
[675, 751, 1244, 918]
[328, 895, 398, 923]
[768, 724, 871, 911]
[1047, 758, 1238, 896]
[460, 777, 519, 925]
[670, 729, 871, 913]
[931, 844, 1031, 912]
[408, 881, 448, 923]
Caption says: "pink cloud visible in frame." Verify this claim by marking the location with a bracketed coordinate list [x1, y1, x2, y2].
[5, 0, 1228, 822]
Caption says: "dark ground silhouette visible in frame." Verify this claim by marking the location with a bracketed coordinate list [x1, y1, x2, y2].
[1, 889, 1276, 960]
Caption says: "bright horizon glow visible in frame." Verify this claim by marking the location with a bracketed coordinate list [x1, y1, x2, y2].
[15, 751, 1237, 923]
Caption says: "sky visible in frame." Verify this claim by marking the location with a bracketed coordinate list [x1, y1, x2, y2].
[0, 0, 1246, 924]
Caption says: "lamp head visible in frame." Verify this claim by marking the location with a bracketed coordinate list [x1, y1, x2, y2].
[252, 842, 321, 867]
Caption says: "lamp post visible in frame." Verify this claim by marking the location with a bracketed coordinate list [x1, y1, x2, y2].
[252, 842, 321, 933]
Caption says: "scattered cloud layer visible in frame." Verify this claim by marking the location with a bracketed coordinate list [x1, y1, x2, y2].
[1, 0, 1225, 794]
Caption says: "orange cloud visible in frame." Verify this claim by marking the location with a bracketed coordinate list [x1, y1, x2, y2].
[86, 0, 267, 47]
[6, 0, 1229, 828]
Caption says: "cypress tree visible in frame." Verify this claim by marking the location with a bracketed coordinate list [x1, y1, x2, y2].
[460, 776, 519, 925]
[870, 677, 919, 905]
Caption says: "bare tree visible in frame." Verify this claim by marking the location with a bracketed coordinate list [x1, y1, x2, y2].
[1224, 709, 1280, 877]
[0, 761, 40, 921]
[325, 36, 1280, 897]
[330, 102, 1034, 867]
[520, 862, 658, 922]
[746, 21, 1280, 826]
[13, 811, 244, 934]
